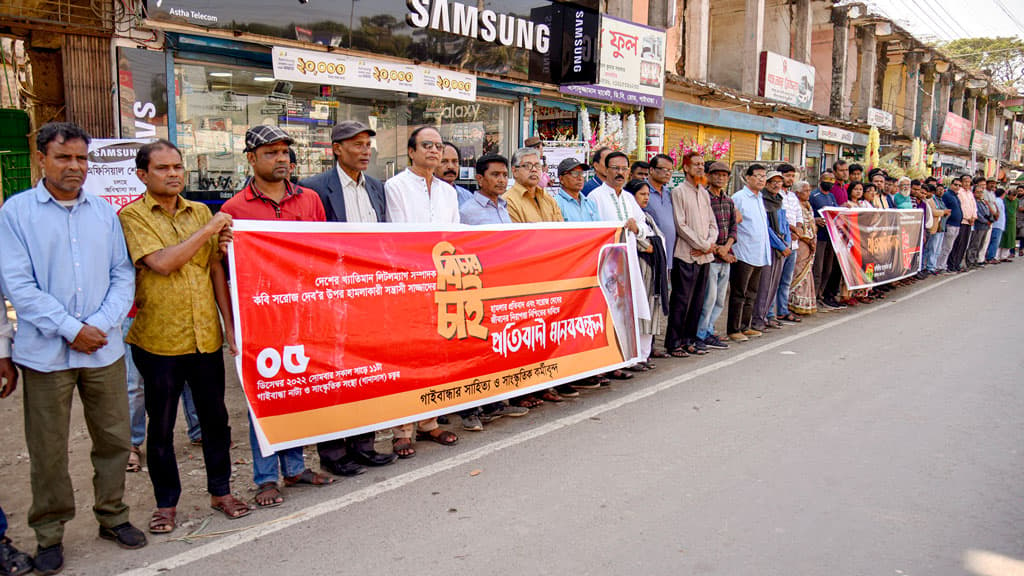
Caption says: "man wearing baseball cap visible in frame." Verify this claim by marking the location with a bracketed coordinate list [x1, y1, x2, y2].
[695, 161, 737, 350]
[553, 158, 599, 223]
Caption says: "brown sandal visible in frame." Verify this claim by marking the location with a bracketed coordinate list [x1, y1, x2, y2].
[416, 429, 459, 446]
[254, 483, 284, 508]
[149, 507, 176, 534]
[283, 468, 335, 487]
[211, 494, 252, 520]
[393, 438, 416, 459]
[126, 446, 142, 473]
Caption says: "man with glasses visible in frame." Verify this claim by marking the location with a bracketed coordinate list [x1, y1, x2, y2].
[384, 126, 461, 458]
[726, 164, 772, 342]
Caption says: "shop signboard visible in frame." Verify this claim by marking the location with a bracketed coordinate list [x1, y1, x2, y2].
[559, 15, 666, 108]
[817, 125, 856, 145]
[867, 107, 893, 130]
[758, 51, 814, 110]
[939, 112, 972, 148]
[528, 3, 600, 85]
[84, 139, 151, 212]
[272, 46, 477, 102]
[971, 130, 997, 157]
[146, 0, 589, 80]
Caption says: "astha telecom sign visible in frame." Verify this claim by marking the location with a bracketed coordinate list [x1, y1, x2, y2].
[758, 51, 814, 110]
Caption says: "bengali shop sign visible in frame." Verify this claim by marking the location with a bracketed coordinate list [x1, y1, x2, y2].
[758, 51, 815, 110]
[940, 112, 972, 148]
[228, 221, 643, 455]
[822, 208, 924, 290]
[84, 139, 151, 212]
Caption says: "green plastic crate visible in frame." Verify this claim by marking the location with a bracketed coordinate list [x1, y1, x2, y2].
[0, 109, 30, 153]
[0, 152, 32, 200]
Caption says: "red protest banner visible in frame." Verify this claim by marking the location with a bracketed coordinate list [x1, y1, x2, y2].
[822, 208, 924, 290]
[227, 221, 642, 455]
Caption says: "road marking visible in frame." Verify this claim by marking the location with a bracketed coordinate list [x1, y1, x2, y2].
[117, 273, 963, 576]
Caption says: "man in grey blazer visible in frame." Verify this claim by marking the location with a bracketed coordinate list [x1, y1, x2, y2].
[298, 120, 396, 470]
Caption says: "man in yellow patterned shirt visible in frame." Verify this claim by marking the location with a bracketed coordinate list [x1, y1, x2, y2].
[119, 139, 250, 535]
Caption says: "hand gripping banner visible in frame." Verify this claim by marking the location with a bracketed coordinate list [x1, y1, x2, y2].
[821, 208, 925, 290]
[227, 221, 644, 455]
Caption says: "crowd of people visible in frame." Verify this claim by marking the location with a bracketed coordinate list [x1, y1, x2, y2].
[0, 120, 1020, 575]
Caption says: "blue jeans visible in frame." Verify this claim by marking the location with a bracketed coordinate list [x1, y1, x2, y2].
[697, 261, 730, 340]
[774, 250, 797, 317]
[986, 228, 1004, 261]
[924, 231, 944, 271]
[249, 413, 306, 486]
[125, 316, 202, 446]
[0, 504, 6, 538]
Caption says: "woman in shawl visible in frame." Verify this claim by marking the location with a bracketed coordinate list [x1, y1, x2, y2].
[789, 180, 818, 315]
[624, 179, 668, 370]
[999, 186, 1018, 260]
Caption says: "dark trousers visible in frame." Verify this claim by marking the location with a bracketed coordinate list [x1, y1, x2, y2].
[317, 432, 376, 465]
[752, 252, 784, 328]
[132, 346, 232, 508]
[966, 224, 990, 266]
[813, 239, 841, 299]
[727, 261, 764, 334]
[947, 222, 973, 271]
[664, 259, 708, 351]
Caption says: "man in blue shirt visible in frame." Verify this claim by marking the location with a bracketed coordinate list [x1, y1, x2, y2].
[438, 142, 474, 205]
[582, 146, 611, 196]
[644, 153, 676, 268]
[809, 170, 845, 309]
[554, 158, 600, 222]
[937, 178, 964, 272]
[726, 164, 771, 342]
[0, 122, 145, 572]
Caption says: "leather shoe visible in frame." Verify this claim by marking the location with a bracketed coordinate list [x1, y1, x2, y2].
[322, 457, 366, 477]
[34, 544, 63, 576]
[350, 448, 398, 467]
[99, 522, 147, 550]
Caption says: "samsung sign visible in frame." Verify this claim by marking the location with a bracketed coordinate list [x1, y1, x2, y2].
[406, 0, 550, 54]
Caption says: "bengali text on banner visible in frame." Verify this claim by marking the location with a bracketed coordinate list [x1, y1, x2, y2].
[227, 221, 643, 455]
[822, 207, 925, 290]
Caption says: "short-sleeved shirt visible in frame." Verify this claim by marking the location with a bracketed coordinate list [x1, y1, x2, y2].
[555, 188, 600, 222]
[459, 192, 512, 225]
[505, 181, 564, 223]
[119, 193, 222, 355]
[220, 179, 325, 221]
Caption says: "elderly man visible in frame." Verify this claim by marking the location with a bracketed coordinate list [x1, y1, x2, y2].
[752, 170, 791, 332]
[437, 142, 473, 205]
[0, 122, 144, 573]
[696, 161, 737, 349]
[121, 137, 252, 535]
[663, 152, 717, 357]
[583, 146, 612, 195]
[726, 164, 772, 342]
[554, 158, 600, 223]
[385, 126, 460, 457]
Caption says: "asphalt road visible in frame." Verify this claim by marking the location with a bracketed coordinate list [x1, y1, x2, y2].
[72, 264, 1024, 576]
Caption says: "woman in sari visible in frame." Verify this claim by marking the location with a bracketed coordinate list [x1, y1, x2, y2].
[789, 180, 818, 315]
[624, 179, 668, 370]
[998, 187, 1018, 260]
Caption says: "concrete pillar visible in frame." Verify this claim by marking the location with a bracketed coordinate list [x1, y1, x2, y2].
[919, 65, 935, 140]
[855, 24, 877, 123]
[902, 52, 921, 138]
[793, 0, 812, 63]
[965, 92, 977, 127]
[829, 6, 849, 119]
[684, 0, 710, 81]
[979, 99, 989, 133]
[986, 103, 997, 136]
[25, 38, 64, 182]
[606, 0, 631, 21]
[648, 0, 670, 28]
[933, 73, 951, 138]
[741, 0, 765, 95]
[950, 81, 965, 117]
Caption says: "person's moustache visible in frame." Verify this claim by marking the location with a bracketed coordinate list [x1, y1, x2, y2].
[444, 170, 457, 177]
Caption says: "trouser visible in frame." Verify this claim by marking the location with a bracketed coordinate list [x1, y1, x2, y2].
[249, 413, 306, 486]
[947, 223, 972, 271]
[316, 431, 377, 466]
[125, 317, 202, 446]
[986, 229, 1004, 261]
[664, 259, 708, 351]
[697, 261, 731, 340]
[937, 225, 960, 270]
[726, 261, 764, 334]
[394, 418, 440, 440]
[997, 247, 1011, 260]
[639, 333, 653, 360]
[132, 346, 232, 508]
[774, 249, 797, 317]
[966, 224, 990, 265]
[980, 228, 993, 263]
[924, 231, 945, 272]
[0, 505, 5, 538]
[812, 239, 835, 298]
[753, 252, 784, 328]
[21, 359, 131, 548]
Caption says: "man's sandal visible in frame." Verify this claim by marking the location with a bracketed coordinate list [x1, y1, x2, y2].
[416, 429, 459, 446]
[254, 483, 284, 508]
[211, 495, 252, 520]
[283, 469, 335, 487]
[393, 438, 416, 459]
[0, 536, 34, 576]
[126, 446, 142, 473]
[149, 508, 176, 534]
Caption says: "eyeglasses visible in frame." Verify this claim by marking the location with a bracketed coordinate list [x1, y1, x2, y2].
[419, 141, 444, 150]
[562, 171, 584, 178]
[517, 162, 542, 171]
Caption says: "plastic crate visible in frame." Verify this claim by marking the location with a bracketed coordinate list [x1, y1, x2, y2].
[0, 109, 29, 153]
[0, 152, 32, 200]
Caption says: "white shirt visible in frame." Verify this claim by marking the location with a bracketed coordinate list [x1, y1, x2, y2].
[588, 183, 652, 238]
[781, 189, 803, 250]
[384, 168, 460, 224]
[337, 164, 378, 223]
[0, 294, 12, 358]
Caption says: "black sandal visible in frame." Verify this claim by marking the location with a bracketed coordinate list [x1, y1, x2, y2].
[0, 537, 33, 576]
[669, 348, 690, 358]
[608, 369, 634, 380]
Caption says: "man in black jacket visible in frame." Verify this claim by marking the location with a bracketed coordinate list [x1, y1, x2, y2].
[298, 120, 395, 470]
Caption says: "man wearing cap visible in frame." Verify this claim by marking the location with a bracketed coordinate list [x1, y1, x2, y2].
[297, 122, 394, 471]
[554, 158, 599, 223]
[299, 120, 385, 224]
[752, 170, 791, 332]
[437, 142, 474, 206]
[696, 161, 737, 349]
[774, 163, 803, 324]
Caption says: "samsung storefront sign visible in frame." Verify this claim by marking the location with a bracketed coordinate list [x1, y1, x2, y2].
[406, 0, 550, 54]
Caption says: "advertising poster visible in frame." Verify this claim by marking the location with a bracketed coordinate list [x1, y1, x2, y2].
[541, 142, 589, 196]
[822, 208, 924, 290]
[940, 112, 972, 148]
[84, 139, 152, 212]
[228, 221, 643, 455]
